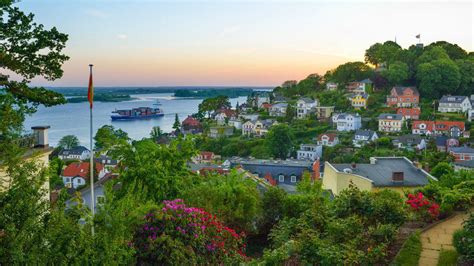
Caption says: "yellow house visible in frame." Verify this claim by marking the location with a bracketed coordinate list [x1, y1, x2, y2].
[350, 94, 369, 109]
[0, 126, 53, 201]
[323, 157, 436, 196]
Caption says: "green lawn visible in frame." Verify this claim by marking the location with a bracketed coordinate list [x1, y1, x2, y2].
[437, 249, 459, 266]
[391, 231, 422, 266]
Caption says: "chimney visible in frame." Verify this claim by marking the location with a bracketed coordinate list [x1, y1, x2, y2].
[392, 172, 404, 182]
[31, 126, 50, 148]
[312, 158, 321, 180]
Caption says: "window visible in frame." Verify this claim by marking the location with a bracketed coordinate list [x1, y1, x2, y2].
[279, 175, 285, 182]
[291, 176, 297, 183]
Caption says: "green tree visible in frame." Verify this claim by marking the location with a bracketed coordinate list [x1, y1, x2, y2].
[455, 58, 474, 95]
[149, 126, 163, 141]
[430, 162, 454, 179]
[173, 113, 181, 133]
[417, 59, 461, 99]
[266, 124, 294, 159]
[365, 41, 402, 67]
[331, 61, 373, 84]
[284, 103, 296, 123]
[381, 61, 409, 85]
[425, 41, 468, 60]
[416, 46, 450, 65]
[259, 186, 287, 235]
[57, 135, 80, 150]
[0, 0, 69, 161]
[94, 125, 129, 151]
[198, 96, 231, 118]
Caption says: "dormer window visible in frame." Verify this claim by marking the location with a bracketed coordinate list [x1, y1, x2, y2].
[279, 175, 285, 182]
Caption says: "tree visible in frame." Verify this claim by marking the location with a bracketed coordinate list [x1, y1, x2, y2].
[455, 58, 474, 95]
[416, 46, 450, 65]
[365, 41, 402, 67]
[381, 61, 409, 85]
[430, 162, 454, 179]
[331, 61, 373, 84]
[259, 187, 287, 235]
[425, 41, 468, 60]
[284, 103, 296, 123]
[281, 80, 297, 88]
[94, 125, 129, 151]
[57, 135, 80, 150]
[149, 126, 163, 141]
[198, 96, 231, 118]
[0, 0, 69, 161]
[417, 59, 461, 99]
[173, 113, 181, 133]
[266, 124, 294, 159]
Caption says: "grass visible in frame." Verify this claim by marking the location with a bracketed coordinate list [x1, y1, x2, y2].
[391, 231, 422, 266]
[437, 249, 459, 266]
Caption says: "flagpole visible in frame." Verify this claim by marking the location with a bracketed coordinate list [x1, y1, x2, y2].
[89, 64, 95, 236]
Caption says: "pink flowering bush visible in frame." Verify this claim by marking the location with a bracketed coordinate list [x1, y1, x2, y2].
[406, 192, 440, 221]
[131, 199, 246, 264]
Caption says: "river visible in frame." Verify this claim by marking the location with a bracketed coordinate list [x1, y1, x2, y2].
[24, 93, 247, 146]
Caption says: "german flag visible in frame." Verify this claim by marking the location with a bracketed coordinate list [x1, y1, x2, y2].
[88, 64, 94, 108]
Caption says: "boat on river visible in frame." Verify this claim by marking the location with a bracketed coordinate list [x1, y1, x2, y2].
[111, 104, 164, 121]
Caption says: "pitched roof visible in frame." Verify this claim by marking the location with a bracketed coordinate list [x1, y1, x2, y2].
[182, 116, 201, 127]
[318, 133, 338, 141]
[59, 146, 89, 156]
[397, 108, 421, 115]
[299, 97, 316, 104]
[261, 103, 272, 109]
[354, 130, 376, 138]
[333, 113, 359, 120]
[271, 102, 288, 108]
[360, 78, 373, 83]
[449, 146, 474, 154]
[439, 95, 469, 104]
[391, 86, 419, 96]
[230, 158, 313, 178]
[62, 162, 104, 179]
[378, 113, 403, 120]
[393, 134, 425, 145]
[330, 157, 434, 187]
[217, 109, 237, 117]
[454, 160, 474, 169]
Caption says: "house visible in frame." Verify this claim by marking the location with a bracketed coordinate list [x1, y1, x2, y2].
[215, 109, 237, 125]
[453, 160, 474, 171]
[209, 126, 234, 138]
[438, 96, 472, 113]
[230, 157, 320, 193]
[297, 144, 322, 161]
[237, 103, 251, 113]
[58, 146, 91, 161]
[397, 108, 421, 120]
[269, 102, 288, 117]
[188, 162, 230, 176]
[296, 97, 319, 119]
[181, 116, 202, 135]
[346, 79, 372, 94]
[261, 103, 272, 111]
[326, 82, 338, 91]
[449, 146, 474, 162]
[386, 86, 420, 107]
[332, 113, 362, 131]
[65, 173, 117, 212]
[378, 114, 404, 133]
[228, 117, 243, 130]
[435, 136, 460, 152]
[192, 151, 217, 163]
[412, 121, 468, 138]
[242, 119, 277, 137]
[317, 133, 339, 147]
[352, 130, 378, 147]
[392, 134, 427, 150]
[350, 93, 369, 109]
[62, 162, 106, 189]
[469, 109, 474, 122]
[323, 157, 436, 196]
[94, 155, 118, 168]
[315, 106, 335, 119]
[1, 126, 53, 201]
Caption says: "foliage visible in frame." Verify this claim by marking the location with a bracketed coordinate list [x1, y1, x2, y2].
[48, 157, 64, 189]
[0, 0, 68, 161]
[453, 212, 474, 264]
[149, 126, 163, 141]
[94, 125, 129, 151]
[417, 58, 461, 99]
[381, 61, 409, 85]
[430, 162, 454, 179]
[132, 199, 246, 264]
[198, 96, 231, 118]
[329, 61, 374, 84]
[182, 171, 261, 232]
[365, 41, 402, 67]
[173, 113, 180, 133]
[57, 134, 80, 150]
[259, 186, 287, 235]
[265, 124, 294, 159]
[391, 231, 422, 266]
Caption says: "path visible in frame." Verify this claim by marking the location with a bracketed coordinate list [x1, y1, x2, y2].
[418, 212, 469, 265]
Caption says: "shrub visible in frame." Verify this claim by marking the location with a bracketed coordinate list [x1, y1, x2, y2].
[406, 192, 440, 221]
[453, 213, 474, 264]
[392, 231, 422, 266]
[132, 199, 246, 264]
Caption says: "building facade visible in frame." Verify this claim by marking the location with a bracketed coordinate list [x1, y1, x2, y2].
[332, 113, 362, 131]
[378, 114, 404, 133]
[386, 87, 420, 107]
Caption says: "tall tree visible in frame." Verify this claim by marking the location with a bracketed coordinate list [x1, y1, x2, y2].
[331, 61, 373, 84]
[57, 135, 80, 150]
[94, 125, 129, 151]
[0, 0, 69, 161]
[173, 113, 181, 133]
[149, 126, 163, 141]
[266, 124, 294, 159]
[425, 41, 468, 60]
[417, 59, 461, 99]
[381, 61, 409, 85]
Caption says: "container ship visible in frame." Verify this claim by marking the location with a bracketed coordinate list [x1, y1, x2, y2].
[111, 105, 164, 121]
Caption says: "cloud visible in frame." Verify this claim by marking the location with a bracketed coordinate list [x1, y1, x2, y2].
[117, 34, 128, 40]
[84, 8, 109, 19]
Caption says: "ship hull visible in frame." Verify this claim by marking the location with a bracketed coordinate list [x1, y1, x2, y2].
[111, 113, 164, 121]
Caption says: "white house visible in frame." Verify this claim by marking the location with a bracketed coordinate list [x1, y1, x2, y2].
[214, 109, 237, 125]
[297, 144, 322, 161]
[229, 117, 243, 129]
[316, 133, 339, 147]
[62, 162, 106, 189]
[296, 98, 319, 119]
[392, 134, 427, 150]
[331, 113, 362, 131]
[58, 146, 91, 161]
[269, 103, 288, 117]
[352, 130, 378, 147]
[326, 82, 338, 91]
[378, 114, 404, 133]
[242, 120, 277, 137]
[438, 96, 472, 113]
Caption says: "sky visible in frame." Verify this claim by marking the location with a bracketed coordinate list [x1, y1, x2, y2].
[13, 0, 474, 87]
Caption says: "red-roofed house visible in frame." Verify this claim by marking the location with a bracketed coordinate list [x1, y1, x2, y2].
[387, 87, 420, 107]
[412, 120, 468, 138]
[261, 103, 272, 110]
[316, 133, 339, 147]
[181, 116, 202, 135]
[397, 108, 421, 120]
[215, 109, 237, 125]
[62, 162, 106, 189]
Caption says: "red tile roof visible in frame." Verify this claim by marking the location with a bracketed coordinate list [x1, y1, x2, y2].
[62, 162, 104, 179]
[200, 151, 215, 160]
[182, 116, 201, 127]
[318, 133, 338, 142]
[412, 120, 465, 132]
[217, 109, 237, 117]
[261, 103, 272, 109]
[397, 108, 420, 116]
